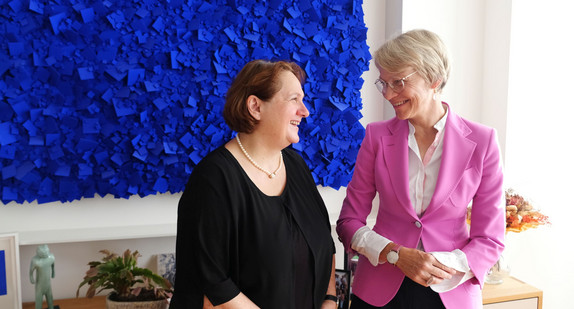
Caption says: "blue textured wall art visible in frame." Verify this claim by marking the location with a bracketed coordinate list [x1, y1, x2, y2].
[0, 0, 370, 204]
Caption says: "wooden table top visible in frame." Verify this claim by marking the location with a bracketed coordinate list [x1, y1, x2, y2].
[482, 276, 543, 306]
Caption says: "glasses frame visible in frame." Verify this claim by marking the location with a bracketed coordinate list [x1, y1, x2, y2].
[374, 71, 417, 95]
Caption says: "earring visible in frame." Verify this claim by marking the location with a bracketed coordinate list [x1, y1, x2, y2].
[432, 88, 439, 101]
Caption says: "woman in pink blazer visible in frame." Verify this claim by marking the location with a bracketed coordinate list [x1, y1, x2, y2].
[336, 29, 505, 309]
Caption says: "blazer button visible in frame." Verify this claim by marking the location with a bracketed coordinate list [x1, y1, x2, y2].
[414, 221, 422, 228]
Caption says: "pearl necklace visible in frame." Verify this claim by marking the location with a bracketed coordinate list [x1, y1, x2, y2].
[236, 134, 283, 179]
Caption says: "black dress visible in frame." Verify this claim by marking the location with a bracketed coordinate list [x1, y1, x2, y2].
[170, 146, 335, 309]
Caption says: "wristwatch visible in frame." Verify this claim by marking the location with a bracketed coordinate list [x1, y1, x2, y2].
[386, 243, 403, 265]
[324, 294, 338, 303]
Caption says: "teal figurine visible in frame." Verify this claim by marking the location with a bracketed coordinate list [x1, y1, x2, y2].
[29, 244, 56, 309]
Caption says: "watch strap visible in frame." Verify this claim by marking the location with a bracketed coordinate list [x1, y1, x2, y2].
[387, 243, 403, 265]
[390, 243, 403, 253]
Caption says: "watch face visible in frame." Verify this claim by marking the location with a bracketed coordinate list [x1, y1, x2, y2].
[387, 251, 399, 264]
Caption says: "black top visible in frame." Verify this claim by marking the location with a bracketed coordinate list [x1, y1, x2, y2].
[170, 146, 335, 309]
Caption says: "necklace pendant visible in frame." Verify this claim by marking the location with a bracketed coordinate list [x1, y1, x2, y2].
[236, 134, 282, 180]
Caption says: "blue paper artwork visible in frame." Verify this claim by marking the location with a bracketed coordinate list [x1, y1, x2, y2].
[0, 0, 370, 204]
[0, 250, 6, 296]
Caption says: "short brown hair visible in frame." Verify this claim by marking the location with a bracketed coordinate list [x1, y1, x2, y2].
[223, 60, 305, 133]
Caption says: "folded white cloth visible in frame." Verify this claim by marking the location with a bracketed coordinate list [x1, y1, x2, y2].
[429, 249, 475, 292]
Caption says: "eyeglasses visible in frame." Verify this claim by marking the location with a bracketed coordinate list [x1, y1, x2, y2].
[374, 71, 417, 95]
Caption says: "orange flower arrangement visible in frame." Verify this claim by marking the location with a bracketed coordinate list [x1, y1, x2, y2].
[466, 189, 551, 233]
[504, 189, 550, 233]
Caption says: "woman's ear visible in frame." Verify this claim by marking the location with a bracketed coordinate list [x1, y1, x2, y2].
[246, 95, 262, 120]
[431, 79, 443, 92]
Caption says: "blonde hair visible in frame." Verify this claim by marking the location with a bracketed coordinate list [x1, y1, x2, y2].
[374, 29, 450, 92]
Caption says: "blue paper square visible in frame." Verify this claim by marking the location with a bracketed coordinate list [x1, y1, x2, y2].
[0, 123, 18, 146]
[80, 7, 95, 23]
[2, 164, 16, 180]
[127, 68, 145, 86]
[49, 12, 66, 35]
[8, 42, 25, 56]
[29, 0, 44, 14]
[55, 165, 71, 177]
[78, 67, 95, 80]
[2, 185, 18, 201]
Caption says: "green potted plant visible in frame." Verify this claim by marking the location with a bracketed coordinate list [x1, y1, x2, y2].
[77, 249, 173, 309]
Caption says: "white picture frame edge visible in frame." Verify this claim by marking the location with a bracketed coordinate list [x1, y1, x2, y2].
[0, 233, 22, 309]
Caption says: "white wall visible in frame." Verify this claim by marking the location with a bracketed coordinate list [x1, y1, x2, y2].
[503, 1, 574, 308]
[3, 0, 569, 306]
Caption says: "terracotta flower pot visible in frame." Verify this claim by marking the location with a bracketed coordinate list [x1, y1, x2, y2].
[106, 295, 169, 309]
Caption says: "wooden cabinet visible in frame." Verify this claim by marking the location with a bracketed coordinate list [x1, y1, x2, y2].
[22, 296, 106, 309]
[482, 276, 543, 309]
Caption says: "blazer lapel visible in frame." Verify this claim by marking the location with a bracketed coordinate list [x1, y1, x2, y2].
[425, 112, 476, 214]
[382, 119, 414, 215]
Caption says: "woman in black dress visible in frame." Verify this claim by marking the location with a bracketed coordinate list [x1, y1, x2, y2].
[170, 60, 337, 309]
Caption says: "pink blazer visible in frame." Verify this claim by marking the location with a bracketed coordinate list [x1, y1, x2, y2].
[336, 107, 505, 308]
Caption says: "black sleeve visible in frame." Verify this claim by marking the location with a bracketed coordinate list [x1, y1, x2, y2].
[172, 157, 240, 307]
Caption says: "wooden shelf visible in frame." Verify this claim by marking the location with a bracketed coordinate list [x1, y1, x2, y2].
[482, 276, 542, 309]
[17, 223, 176, 245]
[23, 277, 540, 309]
[0, 194, 179, 246]
[23, 296, 106, 309]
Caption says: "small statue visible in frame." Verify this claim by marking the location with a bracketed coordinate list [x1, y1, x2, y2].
[29, 244, 55, 309]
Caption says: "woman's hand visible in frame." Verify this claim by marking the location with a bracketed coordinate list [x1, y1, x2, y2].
[321, 299, 338, 309]
[203, 296, 215, 309]
[395, 247, 457, 287]
[203, 294, 260, 309]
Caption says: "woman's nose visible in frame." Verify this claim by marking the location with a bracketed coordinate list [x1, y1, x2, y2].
[383, 88, 399, 101]
[300, 100, 310, 118]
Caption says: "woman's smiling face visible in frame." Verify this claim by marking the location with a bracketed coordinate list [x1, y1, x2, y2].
[377, 64, 435, 122]
[259, 70, 309, 147]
